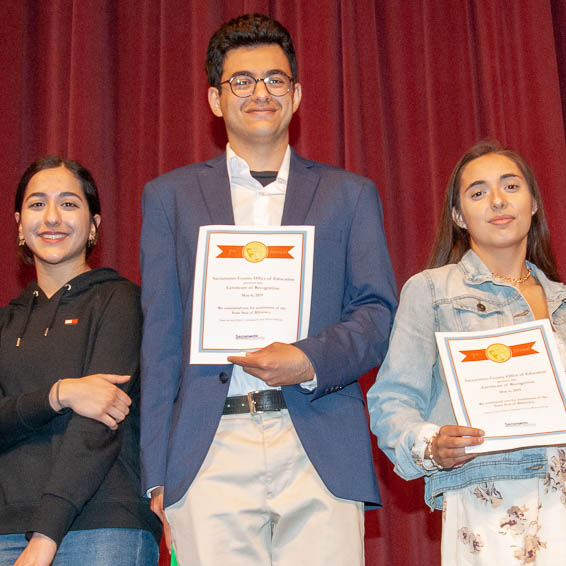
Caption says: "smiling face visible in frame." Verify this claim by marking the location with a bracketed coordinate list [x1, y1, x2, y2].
[15, 165, 100, 275]
[207, 44, 302, 151]
[454, 153, 536, 259]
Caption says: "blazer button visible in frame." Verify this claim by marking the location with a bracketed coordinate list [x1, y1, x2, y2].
[219, 371, 229, 383]
[477, 302, 486, 312]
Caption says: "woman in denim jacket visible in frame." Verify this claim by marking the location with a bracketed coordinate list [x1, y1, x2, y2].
[368, 141, 566, 564]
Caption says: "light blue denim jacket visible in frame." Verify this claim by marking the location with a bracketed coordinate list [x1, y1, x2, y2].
[367, 250, 566, 510]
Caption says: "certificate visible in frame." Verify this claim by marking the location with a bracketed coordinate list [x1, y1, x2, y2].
[436, 319, 566, 453]
[190, 225, 314, 364]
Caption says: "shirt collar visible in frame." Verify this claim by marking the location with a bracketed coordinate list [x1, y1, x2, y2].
[226, 143, 291, 191]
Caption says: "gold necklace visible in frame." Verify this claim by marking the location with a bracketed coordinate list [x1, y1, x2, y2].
[491, 267, 532, 285]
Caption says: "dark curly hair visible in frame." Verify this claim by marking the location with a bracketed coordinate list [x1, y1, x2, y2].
[206, 13, 297, 89]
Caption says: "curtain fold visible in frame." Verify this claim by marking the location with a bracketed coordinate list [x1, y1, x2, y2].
[2, 2, 566, 564]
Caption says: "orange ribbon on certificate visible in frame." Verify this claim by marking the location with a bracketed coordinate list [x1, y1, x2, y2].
[217, 242, 294, 263]
[459, 341, 538, 363]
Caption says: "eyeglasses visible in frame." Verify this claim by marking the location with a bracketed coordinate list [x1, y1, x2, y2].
[220, 72, 294, 98]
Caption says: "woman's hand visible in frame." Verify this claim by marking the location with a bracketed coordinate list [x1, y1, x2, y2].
[49, 374, 132, 429]
[428, 425, 485, 469]
[14, 533, 57, 566]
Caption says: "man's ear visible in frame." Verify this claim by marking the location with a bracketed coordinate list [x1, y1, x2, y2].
[291, 82, 302, 114]
[452, 208, 467, 229]
[208, 87, 223, 117]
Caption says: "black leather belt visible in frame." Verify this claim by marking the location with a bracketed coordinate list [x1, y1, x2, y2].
[222, 390, 286, 415]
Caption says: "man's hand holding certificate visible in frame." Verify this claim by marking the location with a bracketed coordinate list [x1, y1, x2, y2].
[190, 225, 314, 364]
[436, 319, 566, 454]
[228, 341, 315, 386]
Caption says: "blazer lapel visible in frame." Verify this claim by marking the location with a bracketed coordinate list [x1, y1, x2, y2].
[197, 153, 235, 225]
[196, 151, 319, 226]
[281, 150, 320, 225]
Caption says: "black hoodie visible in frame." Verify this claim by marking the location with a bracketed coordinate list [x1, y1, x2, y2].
[0, 268, 161, 546]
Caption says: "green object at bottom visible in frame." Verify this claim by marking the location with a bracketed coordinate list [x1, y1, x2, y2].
[171, 548, 178, 566]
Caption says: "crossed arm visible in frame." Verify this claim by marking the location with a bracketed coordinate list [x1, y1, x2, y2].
[1, 285, 141, 566]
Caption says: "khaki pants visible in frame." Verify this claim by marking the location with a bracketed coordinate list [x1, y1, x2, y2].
[165, 409, 364, 566]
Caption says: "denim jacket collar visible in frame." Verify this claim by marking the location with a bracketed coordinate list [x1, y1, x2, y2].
[460, 249, 566, 316]
[459, 249, 497, 285]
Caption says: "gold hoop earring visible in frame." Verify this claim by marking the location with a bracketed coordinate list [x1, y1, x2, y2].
[18, 236, 25, 247]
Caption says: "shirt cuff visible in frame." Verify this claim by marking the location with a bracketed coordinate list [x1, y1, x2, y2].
[146, 485, 162, 498]
[299, 373, 317, 391]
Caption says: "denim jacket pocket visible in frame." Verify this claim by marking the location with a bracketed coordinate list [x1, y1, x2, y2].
[450, 296, 504, 332]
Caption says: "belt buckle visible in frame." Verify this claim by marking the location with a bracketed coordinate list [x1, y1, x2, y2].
[247, 391, 263, 415]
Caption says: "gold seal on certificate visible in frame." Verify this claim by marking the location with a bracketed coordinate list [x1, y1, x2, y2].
[485, 343, 512, 363]
[242, 241, 267, 263]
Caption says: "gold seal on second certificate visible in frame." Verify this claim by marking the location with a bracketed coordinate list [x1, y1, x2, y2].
[485, 343, 512, 363]
[242, 241, 267, 263]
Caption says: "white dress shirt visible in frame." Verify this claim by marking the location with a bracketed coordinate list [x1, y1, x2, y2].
[226, 144, 315, 396]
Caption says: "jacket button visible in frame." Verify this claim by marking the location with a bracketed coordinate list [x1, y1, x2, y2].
[219, 371, 229, 383]
[477, 302, 486, 312]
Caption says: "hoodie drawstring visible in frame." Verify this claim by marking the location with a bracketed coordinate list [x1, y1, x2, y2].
[44, 284, 72, 337]
[16, 290, 38, 347]
[16, 284, 72, 346]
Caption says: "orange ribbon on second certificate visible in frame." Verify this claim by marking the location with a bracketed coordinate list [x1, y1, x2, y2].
[459, 341, 538, 362]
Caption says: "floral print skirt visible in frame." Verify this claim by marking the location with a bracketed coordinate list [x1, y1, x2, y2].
[442, 447, 566, 565]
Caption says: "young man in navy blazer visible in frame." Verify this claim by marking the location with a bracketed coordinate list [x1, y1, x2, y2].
[140, 13, 397, 565]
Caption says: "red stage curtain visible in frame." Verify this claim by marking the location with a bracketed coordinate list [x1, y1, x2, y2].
[2, 1, 566, 564]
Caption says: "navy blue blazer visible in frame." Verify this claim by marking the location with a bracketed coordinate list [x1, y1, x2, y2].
[140, 150, 397, 507]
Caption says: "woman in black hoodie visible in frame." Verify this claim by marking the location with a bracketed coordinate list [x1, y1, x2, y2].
[0, 157, 161, 565]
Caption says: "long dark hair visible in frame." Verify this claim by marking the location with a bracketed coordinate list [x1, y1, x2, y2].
[427, 141, 560, 281]
[15, 156, 101, 263]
